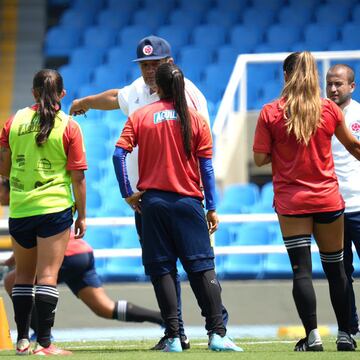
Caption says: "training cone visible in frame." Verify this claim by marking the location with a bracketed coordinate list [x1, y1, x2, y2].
[278, 325, 330, 339]
[0, 297, 13, 350]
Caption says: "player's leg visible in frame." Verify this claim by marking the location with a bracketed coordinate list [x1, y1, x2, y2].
[278, 214, 323, 351]
[313, 211, 355, 351]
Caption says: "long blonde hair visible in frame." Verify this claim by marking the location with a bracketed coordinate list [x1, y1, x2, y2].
[281, 51, 322, 145]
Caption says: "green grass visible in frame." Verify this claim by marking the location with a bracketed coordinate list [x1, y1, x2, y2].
[0, 337, 358, 359]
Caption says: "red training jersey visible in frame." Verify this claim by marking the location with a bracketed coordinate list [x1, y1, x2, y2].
[116, 99, 212, 199]
[65, 232, 93, 257]
[253, 98, 345, 215]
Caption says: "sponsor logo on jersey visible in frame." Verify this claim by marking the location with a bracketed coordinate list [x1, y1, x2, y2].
[143, 45, 153, 56]
[153, 110, 177, 124]
[350, 120, 360, 140]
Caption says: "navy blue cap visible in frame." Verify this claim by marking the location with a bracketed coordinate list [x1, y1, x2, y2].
[133, 35, 172, 62]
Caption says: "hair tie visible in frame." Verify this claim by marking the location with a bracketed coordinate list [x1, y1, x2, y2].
[171, 70, 179, 75]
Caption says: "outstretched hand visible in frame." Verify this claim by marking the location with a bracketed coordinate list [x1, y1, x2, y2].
[125, 191, 145, 214]
[69, 99, 89, 116]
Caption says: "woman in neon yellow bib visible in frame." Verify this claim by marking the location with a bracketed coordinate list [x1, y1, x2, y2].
[0, 69, 87, 355]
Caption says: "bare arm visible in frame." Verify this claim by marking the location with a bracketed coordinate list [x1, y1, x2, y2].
[335, 121, 360, 161]
[253, 152, 271, 167]
[71, 170, 86, 238]
[0, 146, 11, 177]
[69, 89, 120, 115]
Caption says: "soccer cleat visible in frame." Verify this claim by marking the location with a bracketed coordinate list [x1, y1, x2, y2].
[32, 343, 72, 356]
[151, 334, 190, 350]
[162, 337, 182, 352]
[16, 339, 32, 356]
[336, 331, 356, 351]
[294, 328, 323, 352]
[208, 334, 243, 352]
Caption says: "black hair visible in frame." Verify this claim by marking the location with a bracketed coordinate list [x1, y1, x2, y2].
[155, 63, 192, 158]
[32, 69, 63, 146]
[328, 63, 355, 83]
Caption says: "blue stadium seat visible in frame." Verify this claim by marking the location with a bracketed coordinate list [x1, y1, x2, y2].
[192, 24, 227, 50]
[84, 227, 115, 249]
[216, 45, 238, 66]
[83, 26, 115, 50]
[214, 226, 232, 246]
[93, 64, 128, 92]
[252, 0, 284, 10]
[328, 41, 355, 51]
[352, 3, 360, 22]
[290, 42, 325, 52]
[44, 25, 82, 57]
[340, 22, 360, 49]
[86, 189, 103, 217]
[304, 24, 339, 50]
[142, 0, 176, 12]
[230, 25, 264, 53]
[132, 9, 167, 31]
[266, 24, 301, 50]
[118, 25, 152, 48]
[314, 4, 350, 26]
[157, 25, 190, 56]
[69, 47, 105, 68]
[116, 226, 140, 249]
[259, 80, 282, 105]
[177, 0, 212, 12]
[105, 256, 146, 281]
[169, 9, 204, 28]
[97, 9, 130, 31]
[72, 0, 104, 11]
[77, 83, 102, 99]
[179, 45, 214, 68]
[205, 8, 240, 29]
[242, 7, 276, 31]
[106, 46, 135, 69]
[203, 64, 232, 93]
[214, 0, 247, 12]
[58, 64, 92, 99]
[312, 251, 324, 278]
[107, 0, 141, 12]
[60, 8, 95, 30]
[223, 254, 264, 279]
[263, 253, 292, 279]
[197, 81, 224, 103]
[277, 6, 312, 27]
[288, 0, 316, 11]
[249, 203, 275, 214]
[232, 223, 272, 246]
[254, 43, 287, 53]
[260, 182, 274, 206]
[178, 62, 203, 83]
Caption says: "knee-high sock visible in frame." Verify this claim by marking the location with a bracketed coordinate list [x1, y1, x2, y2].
[12, 284, 34, 341]
[187, 269, 225, 336]
[35, 285, 59, 348]
[284, 234, 317, 336]
[113, 300, 163, 325]
[150, 273, 179, 338]
[320, 250, 351, 333]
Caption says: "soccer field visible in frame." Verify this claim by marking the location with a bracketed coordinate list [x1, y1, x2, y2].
[0, 338, 358, 359]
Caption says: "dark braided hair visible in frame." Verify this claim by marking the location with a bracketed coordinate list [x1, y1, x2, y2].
[32, 69, 63, 146]
[155, 63, 192, 158]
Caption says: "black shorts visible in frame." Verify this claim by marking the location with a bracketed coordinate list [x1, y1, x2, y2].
[9, 207, 73, 249]
[281, 209, 345, 224]
[58, 251, 102, 296]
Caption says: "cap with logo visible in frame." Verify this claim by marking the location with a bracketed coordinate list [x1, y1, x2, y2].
[133, 35, 172, 62]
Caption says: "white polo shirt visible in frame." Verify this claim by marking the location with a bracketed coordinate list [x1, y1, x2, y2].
[117, 76, 210, 189]
[332, 99, 360, 213]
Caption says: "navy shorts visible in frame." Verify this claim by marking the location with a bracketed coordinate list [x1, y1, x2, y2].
[9, 207, 73, 249]
[141, 190, 215, 276]
[58, 251, 102, 296]
[281, 208, 344, 224]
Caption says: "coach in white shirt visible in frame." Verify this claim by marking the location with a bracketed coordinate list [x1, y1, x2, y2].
[327, 63, 360, 336]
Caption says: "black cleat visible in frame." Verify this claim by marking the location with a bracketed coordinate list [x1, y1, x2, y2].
[151, 335, 190, 350]
[294, 337, 323, 351]
[337, 331, 356, 351]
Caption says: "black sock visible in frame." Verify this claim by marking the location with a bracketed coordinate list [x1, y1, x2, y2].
[151, 273, 179, 338]
[30, 306, 39, 334]
[35, 285, 58, 348]
[187, 269, 225, 337]
[284, 235, 317, 336]
[12, 284, 34, 341]
[321, 250, 350, 333]
[112, 300, 163, 325]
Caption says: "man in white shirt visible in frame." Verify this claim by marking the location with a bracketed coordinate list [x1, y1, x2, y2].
[327, 64, 360, 337]
[69, 35, 227, 350]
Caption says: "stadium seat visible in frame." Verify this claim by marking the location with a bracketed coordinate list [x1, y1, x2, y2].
[169, 9, 204, 28]
[157, 26, 190, 56]
[105, 256, 146, 281]
[259, 80, 282, 105]
[242, 7, 276, 31]
[266, 24, 301, 50]
[118, 25, 152, 48]
[69, 46, 105, 68]
[205, 8, 240, 29]
[314, 4, 350, 26]
[60, 8, 95, 30]
[97, 9, 131, 31]
[132, 9, 167, 31]
[328, 41, 355, 51]
[93, 64, 128, 92]
[352, 3, 360, 22]
[142, 0, 176, 12]
[107, 0, 141, 12]
[288, 0, 316, 11]
[116, 226, 140, 249]
[86, 189, 103, 217]
[214, 0, 247, 12]
[83, 26, 115, 50]
[106, 46, 135, 69]
[304, 24, 339, 50]
[72, 0, 103, 11]
[177, 0, 212, 12]
[77, 83, 102, 99]
[312, 251, 324, 278]
[277, 6, 312, 27]
[340, 22, 360, 48]
[44, 25, 82, 57]
[178, 62, 203, 83]
[290, 42, 325, 52]
[263, 253, 292, 279]
[216, 45, 238, 66]
[58, 64, 92, 99]
[179, 45, 214, 68]
[232, 223, 272, 246]
[203, 64, 232, 93]
[223, 254, 264, 279]
[252, 0, 284, 10]
[249, 203, 275, 214]
[192, 24, 227, 50]
[260, 182, 274, 206]
[230, 25, 264, 54]
[214, 226, 232, 246]
[84, 227, 115, 249]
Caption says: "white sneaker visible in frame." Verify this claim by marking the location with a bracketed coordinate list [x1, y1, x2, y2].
[294, 329, 323, 351]
[16, 339, 32, 356]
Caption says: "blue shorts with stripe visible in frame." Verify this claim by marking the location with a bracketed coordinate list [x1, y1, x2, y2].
[141, 190, 215, 276]
[58, 251, 102, 296]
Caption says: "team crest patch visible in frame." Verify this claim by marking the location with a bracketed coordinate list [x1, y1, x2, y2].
[143, 45, 153, 56]
[154, 110, 177, 124]
[350, 120, 360, 140]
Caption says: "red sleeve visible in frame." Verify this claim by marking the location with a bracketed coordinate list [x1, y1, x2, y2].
[0, 115, 15, 148]
[253, 107, 272, 153]
[195, 113, 212, 158]
[63, 119, 87, 170]
[115, 115, 137, 152]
